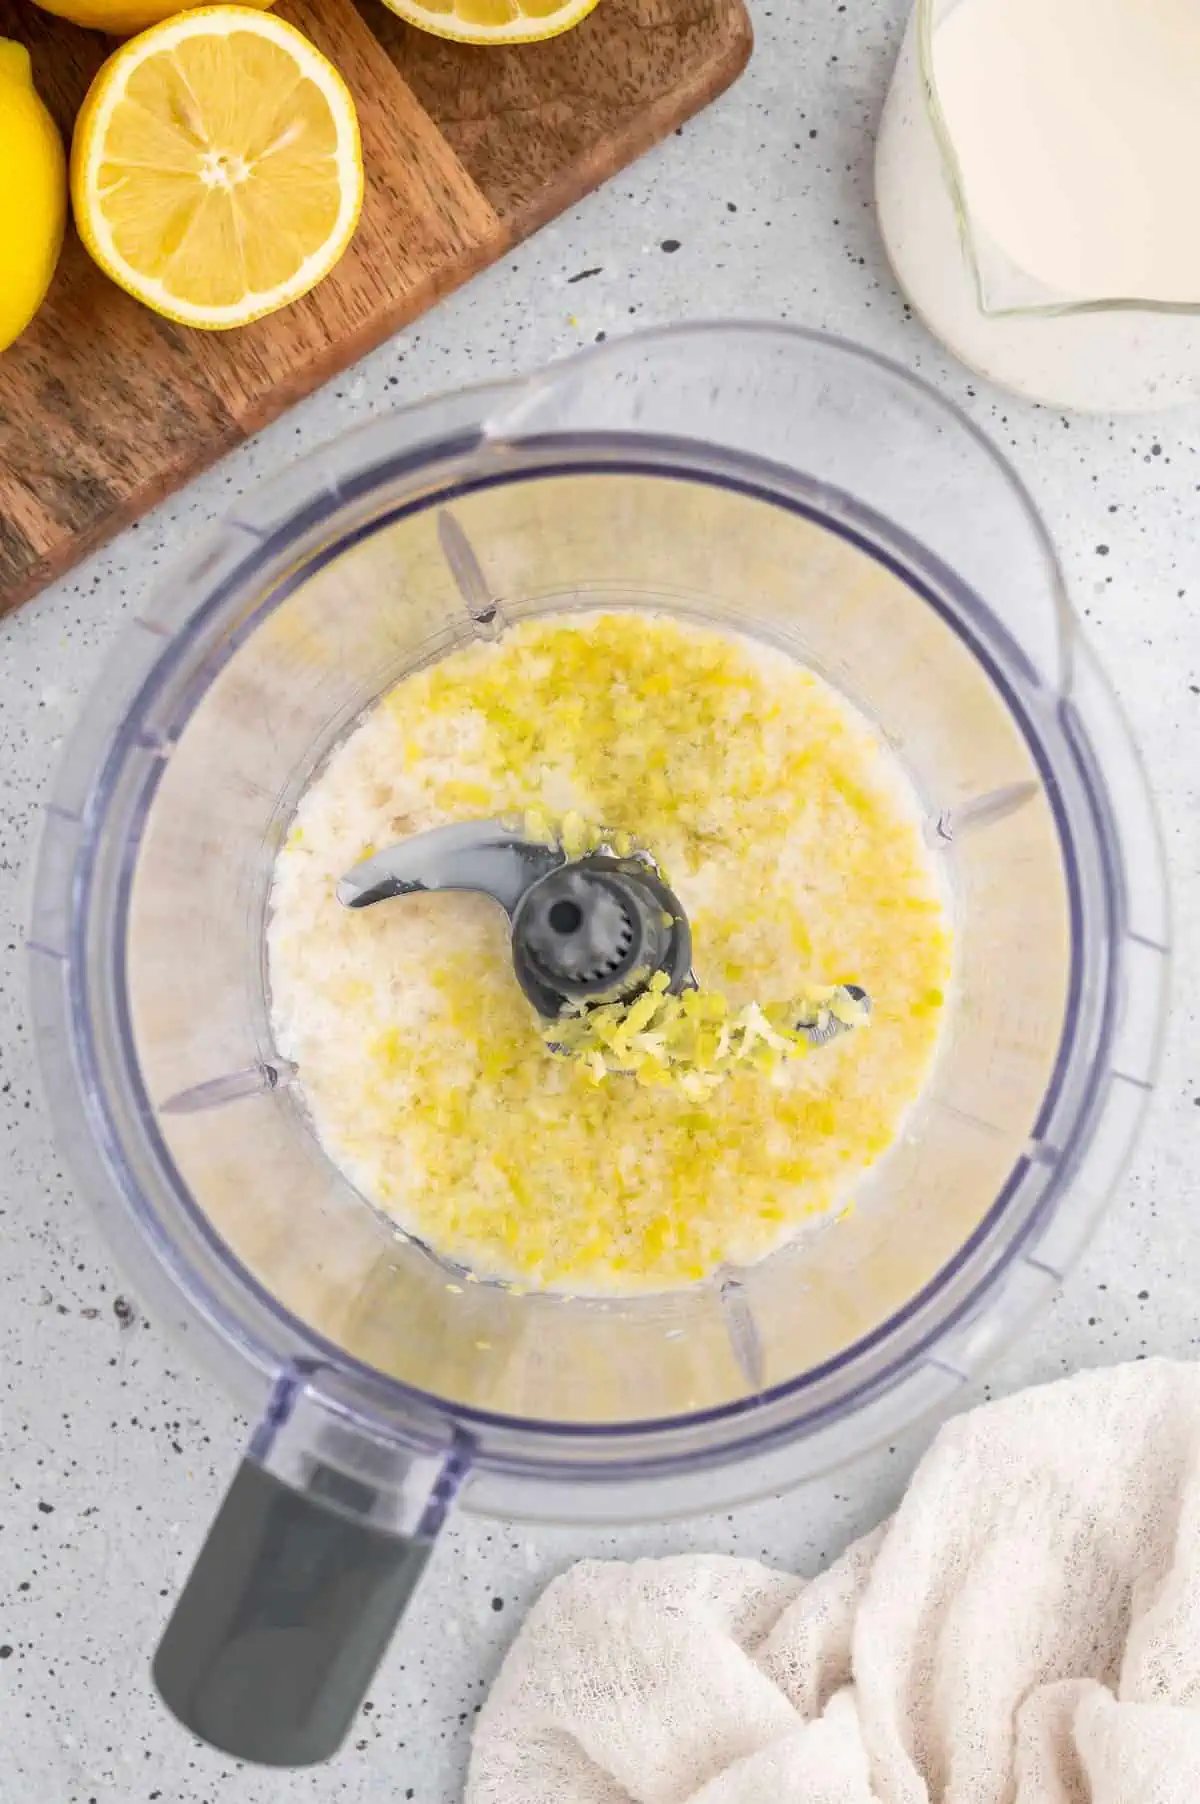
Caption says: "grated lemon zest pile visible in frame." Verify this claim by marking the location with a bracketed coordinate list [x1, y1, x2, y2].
[268, 613, 952, 1294]
[516, 810, 869, 1094]
[515, 805, 640, 866]
[548, 969, 870, 1097]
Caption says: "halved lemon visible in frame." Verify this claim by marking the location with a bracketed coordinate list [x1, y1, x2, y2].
[31, 0, 276, 43]
[381, 0, 599, 47]
[71, 7, 363, 330]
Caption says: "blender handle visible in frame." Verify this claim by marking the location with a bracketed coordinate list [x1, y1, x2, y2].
[154, 1430, 466, 1766]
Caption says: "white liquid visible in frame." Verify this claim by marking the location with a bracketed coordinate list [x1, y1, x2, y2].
[934, 0, 1200, 303]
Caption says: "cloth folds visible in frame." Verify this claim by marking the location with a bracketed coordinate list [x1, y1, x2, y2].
[468, 1360, 1200, 1804]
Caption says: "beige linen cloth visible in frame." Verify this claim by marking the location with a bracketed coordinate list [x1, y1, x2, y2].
[468, 1359, 1200, 1804]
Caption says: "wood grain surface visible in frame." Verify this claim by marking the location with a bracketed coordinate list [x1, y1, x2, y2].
[0, 0, 751, 616]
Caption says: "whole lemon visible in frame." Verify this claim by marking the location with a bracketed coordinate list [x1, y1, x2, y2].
[31, 0, 273, 34]
[0, 39, 67, 356]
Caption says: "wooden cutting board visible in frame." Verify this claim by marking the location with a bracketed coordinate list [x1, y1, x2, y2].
[0, 0, 751, 616]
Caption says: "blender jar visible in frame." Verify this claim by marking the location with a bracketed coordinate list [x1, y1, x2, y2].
[29, 325, 1168, 1766]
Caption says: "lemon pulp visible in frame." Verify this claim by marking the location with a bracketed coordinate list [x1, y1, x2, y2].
[71, 8, 362, 329]
[380, 0, 599, 47]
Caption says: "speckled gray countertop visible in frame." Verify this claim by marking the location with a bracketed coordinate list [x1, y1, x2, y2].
[2, 1, 1199, 1799]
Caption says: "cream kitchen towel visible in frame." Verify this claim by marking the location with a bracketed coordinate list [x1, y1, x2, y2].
[468, 1359, 1200, 1804]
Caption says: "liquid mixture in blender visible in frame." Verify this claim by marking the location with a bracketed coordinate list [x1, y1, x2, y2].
[268, 613, 950, 1293]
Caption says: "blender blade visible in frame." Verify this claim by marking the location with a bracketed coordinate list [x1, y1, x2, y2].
[336, 820, 562, 915]
[338, 821, 693, 1018]
[338, 821, 869, 1046]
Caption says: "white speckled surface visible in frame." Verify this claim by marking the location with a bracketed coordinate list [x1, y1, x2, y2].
[2, 2, 1199, 1798]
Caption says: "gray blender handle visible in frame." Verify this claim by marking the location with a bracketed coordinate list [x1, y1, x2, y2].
[153, 1457, 439, 1766]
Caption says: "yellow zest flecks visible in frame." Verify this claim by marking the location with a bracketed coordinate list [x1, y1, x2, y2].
[548, 969, 872, 1098]
[268, 613, 952, 1294]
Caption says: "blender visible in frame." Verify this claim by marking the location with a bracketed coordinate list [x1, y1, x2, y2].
[28, 324, 1169, 1766]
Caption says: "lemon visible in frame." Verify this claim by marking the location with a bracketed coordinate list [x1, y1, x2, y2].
[31, 0, 274, 42]
[0, 40, 67, 355]
[71, 7, 363, 331]
[381, 0, 599, 46]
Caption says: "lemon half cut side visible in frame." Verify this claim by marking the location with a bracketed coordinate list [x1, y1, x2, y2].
[382, 0, 600, 48]
[71, 7, 363, 331]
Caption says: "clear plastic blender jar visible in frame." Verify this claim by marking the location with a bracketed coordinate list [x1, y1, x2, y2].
[29, 325, 1169, 1766]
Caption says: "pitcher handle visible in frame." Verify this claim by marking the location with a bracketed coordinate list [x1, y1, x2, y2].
[152, 1372, 470, 1766]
